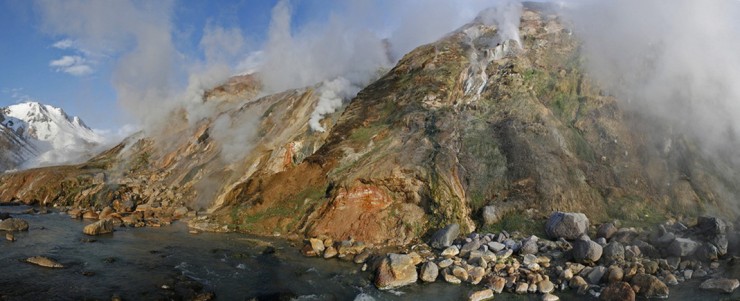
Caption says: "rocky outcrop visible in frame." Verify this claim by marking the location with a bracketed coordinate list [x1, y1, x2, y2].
[1, 4, 739, 246]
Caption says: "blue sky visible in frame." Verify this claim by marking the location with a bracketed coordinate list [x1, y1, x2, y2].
[0, 0, 507, 133]
[0, 0, 287, 130]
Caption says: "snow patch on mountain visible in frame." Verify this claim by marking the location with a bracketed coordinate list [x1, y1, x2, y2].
[1, 102, 103, 168]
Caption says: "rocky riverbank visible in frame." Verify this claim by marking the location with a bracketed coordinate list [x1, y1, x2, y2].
[301, 211, 740, 300]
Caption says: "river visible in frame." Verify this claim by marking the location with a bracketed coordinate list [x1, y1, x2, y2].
[0, 206, 737, 300]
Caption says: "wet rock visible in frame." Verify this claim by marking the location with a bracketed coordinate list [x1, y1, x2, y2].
[420, 261, 439, 282]
[545, 212, 589, 240]
[0, 218, 29, 231]
[630, 274, 669, 298]
[482, 206, 500, 225]
[173, 206, 189, 218]
[83, 219, 113, 235]
[430, 224, 460, 249]
[542, 293, 559, 301]
[668, 238, 700, 257]
[597, 223, 618, 240]
[25, 256, 64, 268]
[601, 241, 624, 265]
[600, 281, 635, 301]
[468, 289, 494, 301]
[573, 237, 603, 264]
[699, 278, 740, 293]
[375, 254, 418, 290]
[6, 232, 14, 241]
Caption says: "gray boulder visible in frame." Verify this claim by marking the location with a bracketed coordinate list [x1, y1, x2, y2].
[601, 241, 625, 264]
[696, 216, 728, 237]
[668, 237, 700, 257]
[596, 223, 618, 240]
[573, 237, 603, 263]
[519, 235, 539, 255]
[375, 254, 418, 289]
[545, 212, 589, 240]
[700, 278, 740, 293]
[430, 224, 460, 249]
[482, 206, 500, 225]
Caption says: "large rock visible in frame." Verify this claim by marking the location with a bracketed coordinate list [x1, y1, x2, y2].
[695, 216, 727, 237]
[482, 206, 500, 225]
[374, 254, 418, 290]
[600, 281, 635, 301]
[25, 256, 64, 268]
[630, 274, 669, 298]
[596, 223, 618, 240]
[430, 224, 460, 249]
[601, 241, 625, 264]
[545, 212, 589, 240]
[83, 219, 113, 235]
[0, 218, 29, 231]
[667, 237, 700, 257]
[420, 261, 439, 282]
[699, 278, 740, 293]
[573, 237, 603, 264]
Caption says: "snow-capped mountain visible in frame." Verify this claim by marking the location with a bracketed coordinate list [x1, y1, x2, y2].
[0, 101, 102, 170]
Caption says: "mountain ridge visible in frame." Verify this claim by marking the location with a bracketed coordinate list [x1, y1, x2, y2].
[0, 4, 737, 246]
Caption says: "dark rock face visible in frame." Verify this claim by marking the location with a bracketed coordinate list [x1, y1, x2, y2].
[545, 212, 589, 240]
[430, 224, 460, 249]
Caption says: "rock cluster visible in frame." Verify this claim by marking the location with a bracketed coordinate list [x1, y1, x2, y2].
[67, 203, 195, 234]
[299, 212, 739, 300]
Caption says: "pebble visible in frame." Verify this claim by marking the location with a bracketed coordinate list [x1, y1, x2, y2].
[539, 279, 555, 293]
[468, 289, 494, 301]
[442, 246, 460, 257]
[542, 293, 559, 301]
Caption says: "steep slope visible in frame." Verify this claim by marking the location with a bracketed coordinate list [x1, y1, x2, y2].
[0, 102, 102, 168]
[0, 4, 737, 246]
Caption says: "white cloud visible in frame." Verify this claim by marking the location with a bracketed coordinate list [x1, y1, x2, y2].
[49, 55, 93, 76]
[52, 39, 74, 49]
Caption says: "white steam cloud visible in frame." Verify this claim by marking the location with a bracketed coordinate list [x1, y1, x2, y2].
[566, 0, 740, 155]
[34, 0, 529, 158]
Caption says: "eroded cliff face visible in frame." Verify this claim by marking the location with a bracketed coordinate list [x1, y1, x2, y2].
[0, 5, 737, 245]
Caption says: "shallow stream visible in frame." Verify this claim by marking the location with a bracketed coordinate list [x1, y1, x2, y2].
[0, 206, 738, 300]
